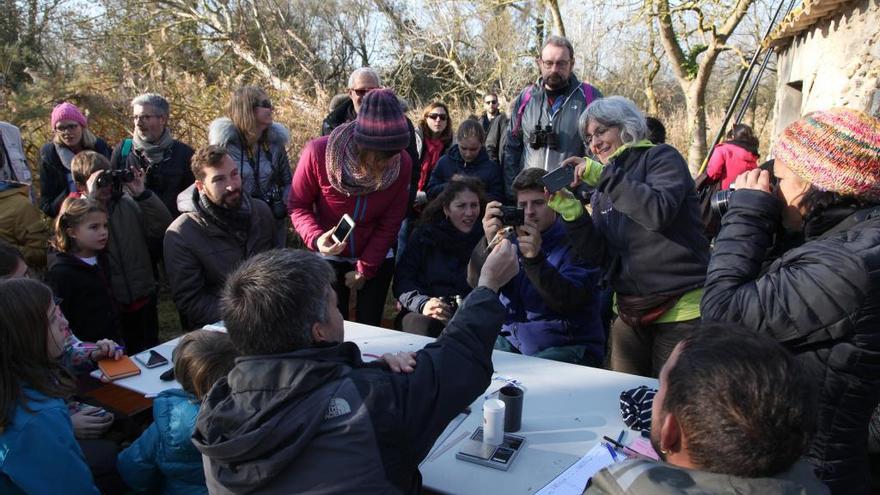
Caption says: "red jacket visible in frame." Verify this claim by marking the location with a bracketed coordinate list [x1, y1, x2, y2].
[706, 142, 758, 190]
[289, 136, 411, 279]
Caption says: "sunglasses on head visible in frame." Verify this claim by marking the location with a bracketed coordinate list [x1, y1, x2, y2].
[253, 99, 273, 109]
[427, 113, 448, 121]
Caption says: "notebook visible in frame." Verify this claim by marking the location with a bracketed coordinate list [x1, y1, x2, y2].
[97, 356, 141, 380]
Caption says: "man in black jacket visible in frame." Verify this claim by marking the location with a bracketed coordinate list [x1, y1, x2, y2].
[193, 242, 519, 494]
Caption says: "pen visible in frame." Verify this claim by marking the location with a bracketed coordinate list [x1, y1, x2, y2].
[602, 435, 650, 460]
[77, 342, 126, 353]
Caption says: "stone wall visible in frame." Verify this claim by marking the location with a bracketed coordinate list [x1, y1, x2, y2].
[773, 0, 880, 142]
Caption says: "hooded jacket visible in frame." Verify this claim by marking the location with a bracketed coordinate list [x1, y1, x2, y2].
[207, 118, 292, 206]
[164, 186, 275, 328]
[117, 389, 206, 495]
[701, 191, 880, 494]
[426, 145, 504, 202]
[192, 287, 504, 494]
[562, 144, 709, 297]
[0, 181, 48, 268]
[585, 459, 829, 495]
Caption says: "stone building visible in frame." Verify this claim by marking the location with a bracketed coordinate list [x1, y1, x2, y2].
[769, 0, 880, 138]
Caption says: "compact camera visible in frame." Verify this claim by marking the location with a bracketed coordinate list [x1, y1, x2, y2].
[440, 295, 463, 313]
[97, 169, 134, 190]
[528, 125, 559, 150]
[498, 206, 525, 226]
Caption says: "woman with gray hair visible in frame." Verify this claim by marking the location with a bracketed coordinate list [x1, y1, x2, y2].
[549, 96, 709, 377]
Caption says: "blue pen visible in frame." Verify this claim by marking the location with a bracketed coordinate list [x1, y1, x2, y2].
[617, 430, 626, 445]
[604, 442, 618, 461]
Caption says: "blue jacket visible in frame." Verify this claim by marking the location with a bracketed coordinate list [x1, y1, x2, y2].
[499, 219, 604, 359]
[0, 387, 98, 494]
[393, 220, 483, 313]
[426, 145, 505, 202]
[117, 389, 206, 495]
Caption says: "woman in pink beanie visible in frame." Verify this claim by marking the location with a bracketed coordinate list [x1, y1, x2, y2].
[38, 102, 111, 217]
[701, 107, 880, 494]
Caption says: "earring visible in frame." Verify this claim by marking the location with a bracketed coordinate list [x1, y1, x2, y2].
[660, 448, 670, 455]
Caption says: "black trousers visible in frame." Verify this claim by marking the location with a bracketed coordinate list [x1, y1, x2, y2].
[120, 294, 159, 355]
[328, 258, 394, 326]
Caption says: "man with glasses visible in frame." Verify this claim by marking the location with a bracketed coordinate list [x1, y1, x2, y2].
[321, 67, 383, 136]
[479, 93, 504, 132]
[110, 93, 195, 218]
[501, 36, 601, 200]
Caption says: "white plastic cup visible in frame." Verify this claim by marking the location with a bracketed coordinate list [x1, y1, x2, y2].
[483, 399, 506, 446]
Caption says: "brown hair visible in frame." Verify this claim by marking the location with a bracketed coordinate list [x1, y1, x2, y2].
[173, 330, 237, 400]
[418, 102, 453, 145]
[356, 148, 398, 182]
[421, 175, 487, 225]
[54, 197, 107, 253]
[455, 118, 486, 145]
[0, 279, 76, 428]
[228, 86, 269, 147]
[190, 145, 229, 182]
[71, 150, 111, 186]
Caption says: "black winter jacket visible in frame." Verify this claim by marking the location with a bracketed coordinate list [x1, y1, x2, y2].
[701, 190, 880, 495]
[47, 252, 121, 343]
[38, 139, 112, 217]
[426, 145, 504, 202]
[110, 139, 195, 218]
[193, 287, 505, 494]
[562, 144, 709, 296]
[393, 220, 482, 314]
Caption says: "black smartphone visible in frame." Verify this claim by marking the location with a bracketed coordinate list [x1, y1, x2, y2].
[543, 165, 576, 193]
[332, 213, 355, 244]
[136, 350, 169, 368]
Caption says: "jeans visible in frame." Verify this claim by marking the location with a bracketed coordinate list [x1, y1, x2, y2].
[494, 335, 602, 368]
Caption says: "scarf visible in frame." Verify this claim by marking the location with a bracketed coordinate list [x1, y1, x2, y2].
[195, 189, 252, 245]
[418, 137, 445, 192]
[133, 127, 175, 165]
[326, 121, 400, 196]
[54, 143, 78, 193]
[423, 218, 484, 257]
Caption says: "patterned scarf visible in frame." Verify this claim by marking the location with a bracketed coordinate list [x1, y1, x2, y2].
[195, 188, 252, 245]
[326, 121, 400, 196]
[133, 127, 175, 165]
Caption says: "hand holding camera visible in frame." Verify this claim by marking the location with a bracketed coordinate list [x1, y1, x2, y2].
[515, 222, 542, 259]
[123, 164, 146, 197]
[422, 297, 455, 321]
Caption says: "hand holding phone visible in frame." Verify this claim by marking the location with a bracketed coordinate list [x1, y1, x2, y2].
[332, 214, 355, 244]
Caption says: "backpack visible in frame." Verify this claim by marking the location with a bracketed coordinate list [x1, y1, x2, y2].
[510, 82, 598, 138]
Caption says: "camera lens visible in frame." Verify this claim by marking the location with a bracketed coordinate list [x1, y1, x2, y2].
[710, 190, 734, 218]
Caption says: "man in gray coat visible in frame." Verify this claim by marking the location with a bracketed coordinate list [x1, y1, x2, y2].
[163, 145, 274, 329]
[502, 36, 601, 199]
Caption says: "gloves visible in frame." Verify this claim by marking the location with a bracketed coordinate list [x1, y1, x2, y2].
[548, 190, 584, 222]
[580, 157, 604, 187]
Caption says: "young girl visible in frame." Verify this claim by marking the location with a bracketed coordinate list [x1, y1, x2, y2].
[0, 278, 99, 493]
[46, 197, 121, 344]
[426, 119, 505, 202]
[117, 330, 237, 494]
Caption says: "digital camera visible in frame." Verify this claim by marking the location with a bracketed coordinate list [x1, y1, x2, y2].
[498, 206, 525, 226]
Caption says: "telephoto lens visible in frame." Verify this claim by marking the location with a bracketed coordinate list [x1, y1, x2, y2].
[710, 189, 734, 218]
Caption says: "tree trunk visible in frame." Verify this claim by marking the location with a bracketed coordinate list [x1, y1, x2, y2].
[685, 83, 708, 176]
[545, 0, 566, 37]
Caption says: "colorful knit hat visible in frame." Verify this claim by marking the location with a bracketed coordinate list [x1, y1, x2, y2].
[51, 102, 88, 129]
[775, 108, 880, 201]
[354, 89, 410, 152]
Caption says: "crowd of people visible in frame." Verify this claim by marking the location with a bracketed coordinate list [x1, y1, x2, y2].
[0, 33, 878, 495]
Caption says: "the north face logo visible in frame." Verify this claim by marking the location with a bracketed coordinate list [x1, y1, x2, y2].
[325, 398, 352, 419]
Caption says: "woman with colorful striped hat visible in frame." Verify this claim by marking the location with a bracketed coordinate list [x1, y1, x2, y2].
[701, 107, 880, 494]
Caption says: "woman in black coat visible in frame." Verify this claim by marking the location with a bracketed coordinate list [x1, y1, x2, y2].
[701, 108, 880, 494]
[393, 176, 485, 337]
[39, 102, 111, 217]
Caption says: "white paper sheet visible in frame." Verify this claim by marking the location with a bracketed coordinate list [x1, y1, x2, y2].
[534, 442, 625, 495]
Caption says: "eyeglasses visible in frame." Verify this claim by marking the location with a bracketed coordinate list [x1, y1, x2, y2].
[584, 126, 614, 143]
[132, 114, 160, 123]
[427, 113, 448, 121]
[485, 100, 498, 105]
[253, 99, 273, 109]
[55, 123, 80, 132]
[540, 59, 571, 69]
[350, 87, 378, 97]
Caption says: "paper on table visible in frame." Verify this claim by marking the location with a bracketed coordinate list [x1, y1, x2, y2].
[534, 442, 625, 495]
[627, 437, 660, 461]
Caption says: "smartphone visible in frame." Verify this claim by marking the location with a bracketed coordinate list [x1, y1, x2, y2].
[332, 213, 355, 244]
[135, 350, 169, 368]
[543, 165, 576, 193]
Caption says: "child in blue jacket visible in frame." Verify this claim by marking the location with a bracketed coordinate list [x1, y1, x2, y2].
[117, 330, 237, 494]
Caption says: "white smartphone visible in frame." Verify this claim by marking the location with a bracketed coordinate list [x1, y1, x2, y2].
[332, 213, 355, 244]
